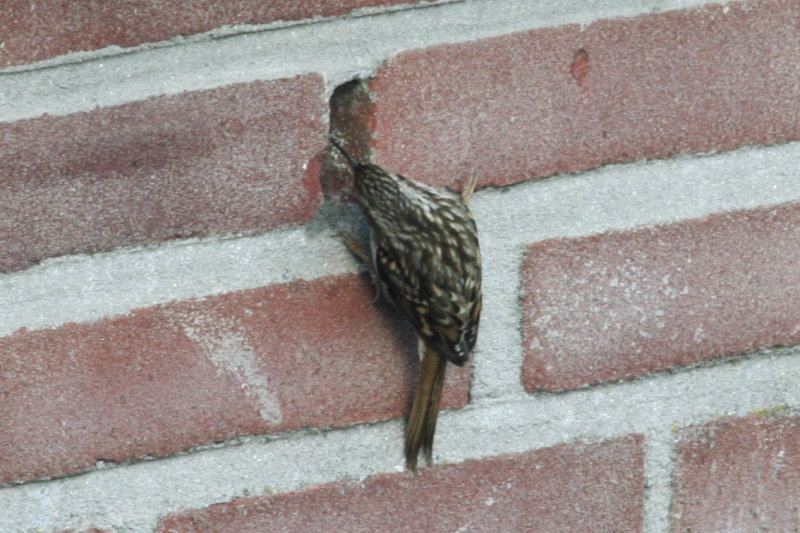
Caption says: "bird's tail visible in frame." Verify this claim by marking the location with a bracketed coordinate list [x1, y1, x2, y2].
[405, 342, 448, 471]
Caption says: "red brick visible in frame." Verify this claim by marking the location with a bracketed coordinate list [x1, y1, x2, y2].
[672, 411, 800, 532]
[326, 80, 376, 198]
[0, 75, 324, 272]
[158, 436, 645, 532]
[521, 202, 800, 392]
[0, 0, 438, 68]
[0, 274, 469, 484]
[359, 0, 800, 189]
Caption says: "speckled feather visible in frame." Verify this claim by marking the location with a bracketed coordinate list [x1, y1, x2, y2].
[330, 138, 481, 470]
[354, 163, 481, 366]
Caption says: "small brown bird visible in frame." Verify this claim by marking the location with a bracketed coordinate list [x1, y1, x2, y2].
[330, 138, 482, 470]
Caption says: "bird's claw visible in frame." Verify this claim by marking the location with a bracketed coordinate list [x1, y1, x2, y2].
[461, 174, 479, 205]
[336, 229, 382, 303]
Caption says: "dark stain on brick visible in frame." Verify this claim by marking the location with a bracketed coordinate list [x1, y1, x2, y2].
[571, 48, 590, 85]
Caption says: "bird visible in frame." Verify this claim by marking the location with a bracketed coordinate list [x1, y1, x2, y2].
[329, 137, 482, 470]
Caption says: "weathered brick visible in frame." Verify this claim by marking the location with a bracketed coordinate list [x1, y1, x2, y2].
[158, 435, 645, 532]
[672, 411, 800, 532]
[359, 0, 800, 189]
[0, 274, 469, 484]
[0, 75, 324, 272]
[521, 202, 800, 391]
[0, 0, 439, 68]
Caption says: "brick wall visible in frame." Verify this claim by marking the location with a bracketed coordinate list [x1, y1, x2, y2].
[2, 1, 799, 531]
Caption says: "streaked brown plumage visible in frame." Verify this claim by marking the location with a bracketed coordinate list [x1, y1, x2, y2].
[330, 138, 481, 470]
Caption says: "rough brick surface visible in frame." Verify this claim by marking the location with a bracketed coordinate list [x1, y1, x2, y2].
[672, 411, 800, 532]
[362, 0, 800, 189]
[158, 436, 645, 532]
[0, 75, 324, 272]
[326, 80, 376, 198]
[0, 0, 436, 68]
[521, 202, 800, 392]
[0, 274, 469, 484]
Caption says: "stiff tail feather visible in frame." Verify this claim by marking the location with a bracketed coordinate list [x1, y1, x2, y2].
[405, 342, 447, 471]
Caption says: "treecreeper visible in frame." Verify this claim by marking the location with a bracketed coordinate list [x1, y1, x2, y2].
[330, 138, 482, 471]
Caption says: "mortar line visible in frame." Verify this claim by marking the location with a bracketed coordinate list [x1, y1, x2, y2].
[3, 141, 800, 338]
[0, 0, 735, 122]
[1, 345, 797, 531]
[643, 428, 677, 533]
